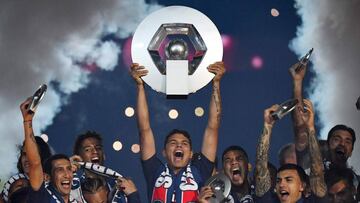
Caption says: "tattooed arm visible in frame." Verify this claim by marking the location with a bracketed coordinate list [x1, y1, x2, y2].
[201, 62, 225, 162]
[289, 61, 309, 152]
[130, 63, 156, 161]
[255, 105, 279, 197]
[301, 99, 327, 197]
[20, 97, 43, 191]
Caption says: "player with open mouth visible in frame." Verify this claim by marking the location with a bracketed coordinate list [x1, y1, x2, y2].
[131, 61, 225, 203]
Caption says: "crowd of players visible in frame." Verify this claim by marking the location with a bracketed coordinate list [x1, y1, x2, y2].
[0, 60, 358, 203]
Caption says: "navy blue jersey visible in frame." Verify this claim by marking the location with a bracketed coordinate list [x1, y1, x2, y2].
[142, 153, 214, 203]
[255, 190, 328, 203]
[27, 183, 78, 203]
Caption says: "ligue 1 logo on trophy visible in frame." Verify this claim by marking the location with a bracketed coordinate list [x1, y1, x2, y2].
[131, 6, 223, 98]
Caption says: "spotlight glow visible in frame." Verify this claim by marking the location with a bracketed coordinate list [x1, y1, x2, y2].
[122, 37, 132, 67]
[168, 109, 179, 119]
[251, 56, 263, 69]
[195, 107, 204, 117]
[131, 144, 140, 153]
[271, 8, 280, 17]
[221, 34, 233, 49]
[113, 141, 123, 151]
[40, 134, 49, 143]
[125, 107, 135, 117]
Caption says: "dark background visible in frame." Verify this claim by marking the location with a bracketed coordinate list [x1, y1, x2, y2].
[45, 1, 311, 201]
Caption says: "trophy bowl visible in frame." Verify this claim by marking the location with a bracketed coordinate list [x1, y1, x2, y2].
[204, 172, 231, 203]
[131, 6, 223, 94]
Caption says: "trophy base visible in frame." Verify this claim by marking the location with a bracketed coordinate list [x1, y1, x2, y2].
[166, 60, 189, 97]
[166, 95, 188, 100]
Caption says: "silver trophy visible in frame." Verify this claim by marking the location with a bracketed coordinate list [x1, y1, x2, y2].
[29, 84, 47, 113]
[295, 48, 313, 72]
[204, 172, 231, 203]
[271, 99, 299, 120]
[132, 6, 223, 97]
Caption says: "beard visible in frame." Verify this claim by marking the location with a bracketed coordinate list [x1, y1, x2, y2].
[329, 149, 348, 169]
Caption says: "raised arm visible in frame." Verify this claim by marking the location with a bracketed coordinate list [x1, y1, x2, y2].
[289, 62, 308, 152]
[130, 63, 156, 161]
[300, 99, 327, 197]
[255, 104, 279, 197]
[201, 62, 225, 162]
[20, 98, 43, 191]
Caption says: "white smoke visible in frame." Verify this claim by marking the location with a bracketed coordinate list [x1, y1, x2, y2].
[290, 0, 360, 171]
[0, 0, 161, 184]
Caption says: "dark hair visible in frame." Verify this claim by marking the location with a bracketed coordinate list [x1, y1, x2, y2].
[8, 187, 30, 203]
[163, 129, 192, 149]
[73, 131, 103, 155]
[17, 136, 52, 173]
[43, 154, 70, 175]
[325, 167, 355, 189]
[277, 164, 308, 184]
[81, 177, 109, 194]
[221, 145, 249, 163]
[278, 143, 295, 166]
[327, 124, 356, 148]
